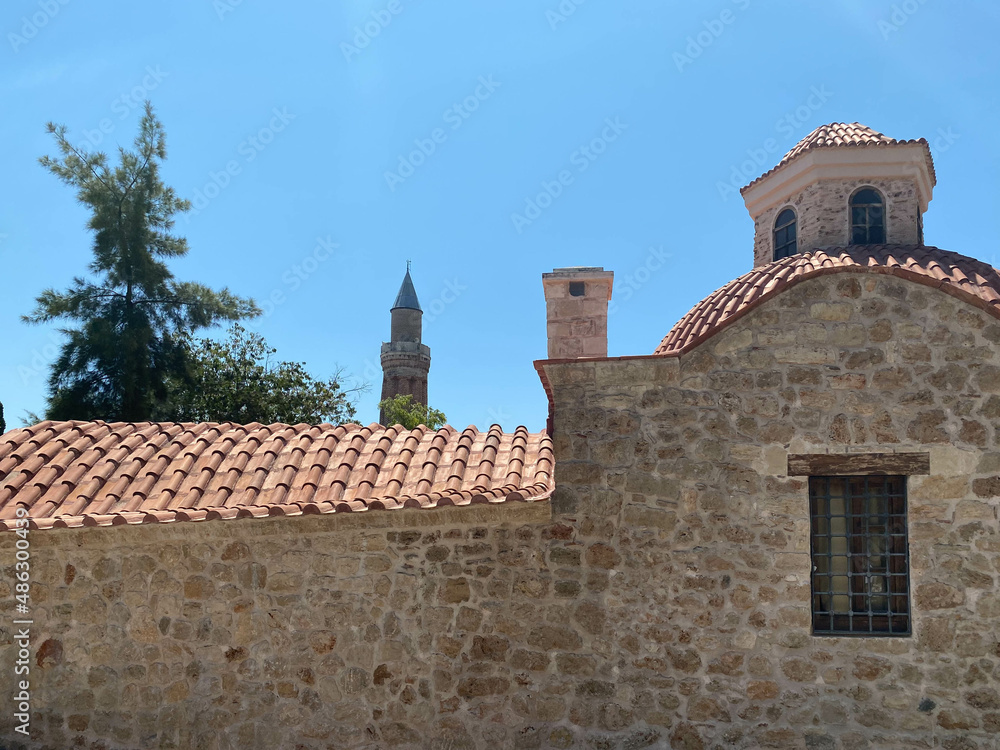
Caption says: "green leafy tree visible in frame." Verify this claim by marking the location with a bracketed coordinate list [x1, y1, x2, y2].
[378, 393, 446, 430]
[163, 324, 363, 425]
[24, 103, 258, 421]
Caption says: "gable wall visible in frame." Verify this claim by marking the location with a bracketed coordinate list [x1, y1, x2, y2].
[543, 272, 1000, 747]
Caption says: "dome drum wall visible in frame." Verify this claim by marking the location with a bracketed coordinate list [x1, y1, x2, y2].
[752, 177, 923, 267]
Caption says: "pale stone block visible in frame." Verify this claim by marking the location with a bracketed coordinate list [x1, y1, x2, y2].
[764, 445, 787, 476]
[909, 475, 969, 501]
[929, 444, 979, 476]
[810, 302, 853, 321]
[774, 552, 809, 573]
[713, 328, 753, 355]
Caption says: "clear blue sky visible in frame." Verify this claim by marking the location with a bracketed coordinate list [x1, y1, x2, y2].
[1, 1, 997, 431]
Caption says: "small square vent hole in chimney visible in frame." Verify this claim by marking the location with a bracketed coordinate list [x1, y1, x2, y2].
[569, 281, 585, 297]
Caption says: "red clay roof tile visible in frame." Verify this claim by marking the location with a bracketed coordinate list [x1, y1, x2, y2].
[655, 245, 1000, 355]
[0, 421, 553, 531]
[742, 122, 936, 193]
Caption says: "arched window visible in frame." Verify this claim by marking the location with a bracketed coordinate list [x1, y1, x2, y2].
[773, 208, 797, 260]
[850, 188, 885, 244]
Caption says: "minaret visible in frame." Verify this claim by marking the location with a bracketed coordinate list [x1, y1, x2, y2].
[379, 264, 431, 425]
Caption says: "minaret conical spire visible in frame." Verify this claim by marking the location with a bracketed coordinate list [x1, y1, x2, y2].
[392, 266, 422, 311]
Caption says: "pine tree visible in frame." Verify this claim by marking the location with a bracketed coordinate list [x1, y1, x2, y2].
[24, 103, 259, 421]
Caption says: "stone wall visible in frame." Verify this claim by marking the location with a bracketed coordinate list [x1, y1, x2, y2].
[2, 272, 999, 750]
[543, 273, 1000, 747]
[752, 178, 923, 266]
[2, 503, 619, 750]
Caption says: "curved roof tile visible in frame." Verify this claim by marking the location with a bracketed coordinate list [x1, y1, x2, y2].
[655, 245, 1000, 355]
[0, 421, 553, 531]
[741, 122, 936, 193]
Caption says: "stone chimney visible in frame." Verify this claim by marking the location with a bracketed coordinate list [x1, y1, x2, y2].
[542, 267, 614, 359]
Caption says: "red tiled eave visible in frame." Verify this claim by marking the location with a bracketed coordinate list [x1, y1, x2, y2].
[0, 422, 553, 531]
[655, 245, 1000, 356]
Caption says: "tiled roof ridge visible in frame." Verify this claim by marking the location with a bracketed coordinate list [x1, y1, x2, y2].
[741, 122, 936, 194]
[0, 421, 553, 531]
[655, 245, 1000, 356]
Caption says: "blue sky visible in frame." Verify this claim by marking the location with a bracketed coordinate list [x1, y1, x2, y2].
[1, 0, 997, 431]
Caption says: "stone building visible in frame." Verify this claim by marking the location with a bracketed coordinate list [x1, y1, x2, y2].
[380, 265, 432, 424]
[2, 122, 999, 749]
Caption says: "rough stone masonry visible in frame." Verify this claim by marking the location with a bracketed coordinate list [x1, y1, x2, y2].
[2, 271, 999, 749]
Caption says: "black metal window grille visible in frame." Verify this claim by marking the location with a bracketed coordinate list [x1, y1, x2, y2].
[849, 187, 886, 244]
[809, 476, 910, 636]
[773, 208, 797, 260]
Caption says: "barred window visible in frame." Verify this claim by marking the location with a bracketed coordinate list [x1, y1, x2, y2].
[809, 476, 910, 636]
[773, 208, 797, 260]
[849, 187, 885, 244]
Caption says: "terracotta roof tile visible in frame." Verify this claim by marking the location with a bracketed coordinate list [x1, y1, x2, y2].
[742, 122, 936, 193]
[0, 421, 553, 531]
[655, 245, 1000, 355]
